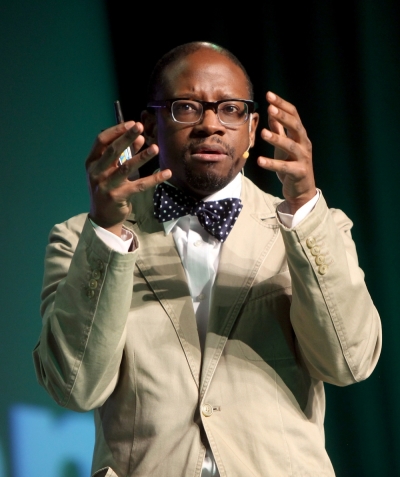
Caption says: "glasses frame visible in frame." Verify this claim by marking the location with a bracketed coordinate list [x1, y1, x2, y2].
[147, 98, 258, 126]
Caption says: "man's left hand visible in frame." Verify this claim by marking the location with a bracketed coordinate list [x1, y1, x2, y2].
[257, 92, 317, 214]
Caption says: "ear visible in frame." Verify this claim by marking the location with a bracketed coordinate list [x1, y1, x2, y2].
[249, 112, 259, 148]
[141, 110, 158, 145]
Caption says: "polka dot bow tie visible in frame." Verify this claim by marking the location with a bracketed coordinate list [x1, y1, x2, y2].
[153, 182, 243, 243]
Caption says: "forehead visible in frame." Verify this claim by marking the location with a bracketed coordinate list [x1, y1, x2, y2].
[159, 49, 250, 100]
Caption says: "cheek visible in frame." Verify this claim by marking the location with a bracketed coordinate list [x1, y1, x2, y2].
[231, 129, 251, 156]
[157, 131, 187, 171]
[233, 157, 248, 175]
[157, 121, 184, 148]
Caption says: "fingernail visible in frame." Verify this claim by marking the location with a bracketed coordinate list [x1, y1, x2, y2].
[268, 91, 276, 101]
[258, 158, 266, 166]
[162, 170, 171, 179]
[270, 106, 278, 115]
[124, 121, 134, 129]
[263, 129, 272, 139]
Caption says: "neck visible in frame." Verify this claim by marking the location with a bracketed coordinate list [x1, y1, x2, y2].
[167, 173, 240, 201]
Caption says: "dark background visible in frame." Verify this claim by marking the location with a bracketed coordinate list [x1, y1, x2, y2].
[1, 0, 399, 475]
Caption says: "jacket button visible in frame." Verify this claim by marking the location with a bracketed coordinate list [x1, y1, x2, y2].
[315, 255, 325, 265]
[306, 237, 316, 248]
[86, 289, 95, 298]
[202, 403, 213, 417]
[318, 264, 328, 275]
[92, 269, 101, 280]
[89, 279, 98, 289]
[310, 246, 321, 256]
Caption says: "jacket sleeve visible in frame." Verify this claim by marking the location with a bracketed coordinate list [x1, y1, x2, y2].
[279, 193, 382, 386]
[33, 214, 137, 411]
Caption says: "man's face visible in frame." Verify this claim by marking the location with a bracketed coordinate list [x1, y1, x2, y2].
[145, 49, 259, 198]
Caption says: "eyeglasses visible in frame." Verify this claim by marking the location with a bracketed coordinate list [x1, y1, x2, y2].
[147, 98, 257, 126]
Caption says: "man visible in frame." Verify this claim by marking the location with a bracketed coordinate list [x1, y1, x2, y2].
[33, 42, 381, 477]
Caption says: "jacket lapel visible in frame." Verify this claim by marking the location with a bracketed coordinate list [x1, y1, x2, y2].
[200, 177, 282, 397]
[124, 179, 283, 395]
[125, 189, 202, 388]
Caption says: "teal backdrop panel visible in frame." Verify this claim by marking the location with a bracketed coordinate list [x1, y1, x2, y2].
[0, 1, 117, 476]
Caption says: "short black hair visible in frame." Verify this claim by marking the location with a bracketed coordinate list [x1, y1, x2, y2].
[147, 41, 254, 101]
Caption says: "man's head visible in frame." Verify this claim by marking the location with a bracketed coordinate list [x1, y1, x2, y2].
[142, 42, 259, 199]
[147, 42, 254, 102]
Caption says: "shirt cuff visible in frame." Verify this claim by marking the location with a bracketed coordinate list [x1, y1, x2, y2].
[277, 190, 320, 229]
[89, 218, 135, 253]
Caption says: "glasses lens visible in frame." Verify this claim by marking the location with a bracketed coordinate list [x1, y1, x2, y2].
[218, 101, 249, 125]
[172, 100, 202, 123]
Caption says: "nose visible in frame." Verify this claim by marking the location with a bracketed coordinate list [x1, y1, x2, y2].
[192, 108, 226, 136]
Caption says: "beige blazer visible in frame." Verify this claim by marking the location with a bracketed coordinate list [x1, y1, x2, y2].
[33, 177, 381, 477]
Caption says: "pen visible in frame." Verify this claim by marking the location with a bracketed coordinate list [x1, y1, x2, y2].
[114, 100, 133, 167]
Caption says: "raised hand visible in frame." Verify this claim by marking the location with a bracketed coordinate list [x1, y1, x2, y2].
[257, 92, 316, 214]
[86, 121, 171, 236]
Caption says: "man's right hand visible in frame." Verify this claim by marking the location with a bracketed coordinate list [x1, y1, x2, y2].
[86, 121, 172, 236]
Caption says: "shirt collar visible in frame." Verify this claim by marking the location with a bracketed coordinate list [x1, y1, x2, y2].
[162, 173, 242, 235]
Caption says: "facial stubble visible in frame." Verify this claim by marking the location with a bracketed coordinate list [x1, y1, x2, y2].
[180, 139, 237, 195]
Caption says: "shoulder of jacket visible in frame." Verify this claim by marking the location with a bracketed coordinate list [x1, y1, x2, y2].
[49, 212, 88, 240]
[241, 175, 284, 210]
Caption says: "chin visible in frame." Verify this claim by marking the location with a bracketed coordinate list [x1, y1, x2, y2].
[184, 164, 234, 197]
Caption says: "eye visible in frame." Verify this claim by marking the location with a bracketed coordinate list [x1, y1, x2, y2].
[219, 102, 246, 116]
[221, 103, 240, 114]
[173, 101, 201, 113]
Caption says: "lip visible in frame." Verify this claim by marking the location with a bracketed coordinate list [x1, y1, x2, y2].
[191, 144, 227, 154]
[190, 144, 229, 161]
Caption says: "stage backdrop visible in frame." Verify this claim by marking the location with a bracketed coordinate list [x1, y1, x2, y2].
[1, 0, 399, 476]
[0, 1, 117, 476]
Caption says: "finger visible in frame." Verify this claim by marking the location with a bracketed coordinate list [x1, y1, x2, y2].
[266, 91, 299, 119]
[265, 120, 288, 160]
[97, 124, 145, 171]
[257, 155, 307, 178]
[267, 104, 307, 144]
[268, 116, 285, 136]
[90, 124, 147, 176]
[266, 92, 307, 143]
[108, 123, 145, 157]
[86, 121, 136, 166]
[260, 128, 305, 161]
[105, 144, 160, 190]
[111, 168, 172, 198]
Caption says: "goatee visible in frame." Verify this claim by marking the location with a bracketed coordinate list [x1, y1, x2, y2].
[183, 160, 234, 194]
[181, 138, 236, 195]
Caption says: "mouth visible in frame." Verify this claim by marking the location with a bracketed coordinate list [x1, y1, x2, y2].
[190, 144, 229, 161]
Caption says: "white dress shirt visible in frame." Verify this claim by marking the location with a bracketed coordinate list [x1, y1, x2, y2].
[91, 173, 319, 477]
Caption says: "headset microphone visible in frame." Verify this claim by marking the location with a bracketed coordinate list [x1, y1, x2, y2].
[242, 114, 252, 159]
